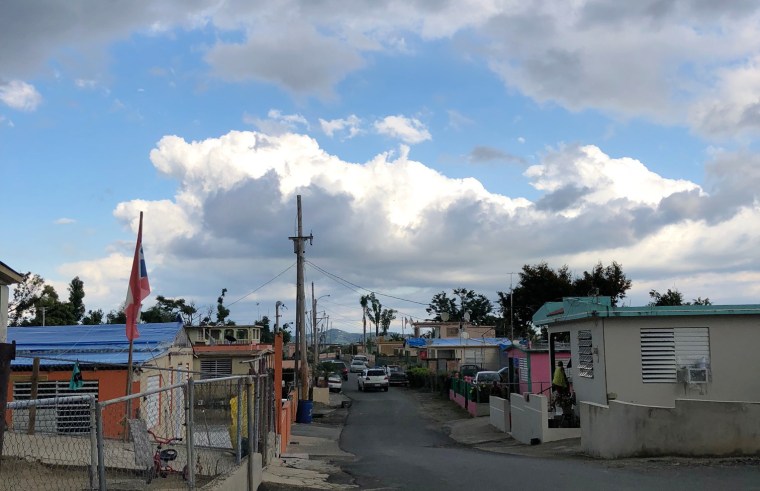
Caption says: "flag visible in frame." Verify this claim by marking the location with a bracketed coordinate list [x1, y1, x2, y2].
[125, 212, 150, 341]
[69, 361, 84, 390]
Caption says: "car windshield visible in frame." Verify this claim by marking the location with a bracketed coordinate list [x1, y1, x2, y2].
[367, 369, 385, 376]
[477, 372, 500, 382]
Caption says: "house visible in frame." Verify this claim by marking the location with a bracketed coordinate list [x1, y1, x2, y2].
[503, 341, 571, 395]
[420, 337, 512, 373]
[532, 296, 760, 457]
[185, 324, 265, 378]
[533, 296, 760, 407]
[7, 321, 192, 438]
[0, 260, 23, 341]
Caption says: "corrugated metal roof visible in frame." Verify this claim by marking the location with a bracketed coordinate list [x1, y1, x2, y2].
[9, 322, 184, 367]
[428, 337, 512, 347]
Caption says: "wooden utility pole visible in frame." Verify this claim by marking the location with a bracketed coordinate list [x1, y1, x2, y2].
[289, 195, 312, 400]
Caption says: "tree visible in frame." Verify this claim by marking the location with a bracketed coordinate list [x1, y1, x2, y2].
[571, 261, 632, 307]
[81, 309, 105, 325]
[649, 289, 684, 306]
[215, 288, 235, 326]
[499, 262, 574, 339]
[8, 272, 45, 326]
[361, 293, 382, 337]
[380, 308, 397, 336]
[68, 276, 86, 323]
[427, 288, 493, 326]
[258, 315, 274, 343]
[107, 305, 127, 324]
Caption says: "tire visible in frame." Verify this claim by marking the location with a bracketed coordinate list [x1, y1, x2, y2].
[358, 383, 362, 391]
[383, 387, 388, 392]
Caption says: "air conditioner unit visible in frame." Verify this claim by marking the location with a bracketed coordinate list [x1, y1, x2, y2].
[686, 367, 708, 384]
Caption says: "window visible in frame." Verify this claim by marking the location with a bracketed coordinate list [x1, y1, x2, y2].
[13, 380, 99, 434]
[236, 329, 249, 341]
[641, 328, 710, 383]
[446, 327, 459, 337]
[519, 358, 528, 382]
[577, 330, 594, 378]
[210, 329, 221, 341]
[200, 358, 233, 379]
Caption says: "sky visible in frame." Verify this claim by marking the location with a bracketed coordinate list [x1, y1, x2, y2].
[5, 1, 760, 334]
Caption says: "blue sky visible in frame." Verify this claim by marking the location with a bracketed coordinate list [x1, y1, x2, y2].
[4, 1, 760, 333]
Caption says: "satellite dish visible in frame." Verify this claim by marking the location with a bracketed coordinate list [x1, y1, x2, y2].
[461, 331, 470, 339]
[464, 311, 471, 322]
[440, 312, 450, 322]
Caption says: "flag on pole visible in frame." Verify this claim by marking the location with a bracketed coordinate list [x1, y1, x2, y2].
[125, 212, 150, 341]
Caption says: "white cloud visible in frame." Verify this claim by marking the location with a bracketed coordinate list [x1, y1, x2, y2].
[55, 218, 76, 225]
[374, 115, 432, 144]
[319, 115, 362, 138]
[74, 79, 98, 89]
[517, 137, 525, 144]
[244, 109, 309, 135]
[63, 129, 760, 326]
[0, 80, 42, 111]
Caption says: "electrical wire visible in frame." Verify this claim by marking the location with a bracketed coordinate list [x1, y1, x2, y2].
[227, 261, 296, 307]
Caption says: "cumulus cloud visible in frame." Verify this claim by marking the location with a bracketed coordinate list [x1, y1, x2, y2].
[0, 80, 42, 111]
[319, 115, 362, 139]
[374, 115, 431, 144]
[243, 109, 309, 135]
[60, 129, 760, 323]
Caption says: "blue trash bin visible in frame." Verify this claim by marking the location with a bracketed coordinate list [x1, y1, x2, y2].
[296, 399, 313, 424]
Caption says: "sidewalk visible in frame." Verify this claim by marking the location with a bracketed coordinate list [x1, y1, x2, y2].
[261, 392, 357, 490]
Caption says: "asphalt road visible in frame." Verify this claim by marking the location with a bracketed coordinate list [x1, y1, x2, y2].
[339, 372, 760, 491]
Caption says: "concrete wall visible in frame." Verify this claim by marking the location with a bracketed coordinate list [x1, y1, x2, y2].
[203, 453, 262, 490]
[548, 320, 608, 406]
[510, 393, 580, 445]
[603, 316, 760, 406]
[489, 396, 510, 432]
[582, 399, 760, 458]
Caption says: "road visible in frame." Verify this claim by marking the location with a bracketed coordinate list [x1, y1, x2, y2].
[339, 372, 760, 491]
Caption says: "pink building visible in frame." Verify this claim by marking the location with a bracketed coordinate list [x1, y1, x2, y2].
[504, 343, 571, 395]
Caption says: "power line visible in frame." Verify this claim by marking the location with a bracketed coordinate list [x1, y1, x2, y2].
[306, 260, 429, 306]
[227, 261, 297, 307]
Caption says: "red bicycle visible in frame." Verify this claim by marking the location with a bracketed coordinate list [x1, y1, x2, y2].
[147, 430, 188, 480]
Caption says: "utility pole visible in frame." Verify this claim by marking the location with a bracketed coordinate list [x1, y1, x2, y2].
[312, 282, 318, 373]
[289, 195, 312, 400]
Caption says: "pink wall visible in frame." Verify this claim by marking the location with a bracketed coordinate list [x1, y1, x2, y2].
[508, 349, 570, 394]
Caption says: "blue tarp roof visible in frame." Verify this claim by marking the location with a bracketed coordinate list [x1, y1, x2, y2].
[405, 337, 427, 348]
[427, 337, 511, 348]
[9, 322, 184, 367]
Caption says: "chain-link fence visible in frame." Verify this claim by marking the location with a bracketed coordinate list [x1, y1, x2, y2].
[2, 395, 97, 491]
[1, 371, 276, 490]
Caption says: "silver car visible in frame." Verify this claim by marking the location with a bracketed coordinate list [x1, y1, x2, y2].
[350, 359, 367, 373]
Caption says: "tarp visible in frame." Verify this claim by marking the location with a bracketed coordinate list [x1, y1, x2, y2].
[405, 337, 427, 348]
[9, 321, 183, 367]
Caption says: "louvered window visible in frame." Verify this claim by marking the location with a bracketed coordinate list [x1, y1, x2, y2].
[200, 358, 232, 379]
[577, 330, 594, 378]
[519, 358, 528, 382]
[641, 328, 709, 383]
[13, 380, 99, 434]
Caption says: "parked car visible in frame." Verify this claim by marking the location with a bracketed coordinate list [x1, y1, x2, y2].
[352, 354, 369, 365]
[358, 368, 389, 392]
[472, 371, 501, 385]
[325, 360, 349, 380]
[386, 366, 409, 387]
[497, 366, 510, 382]
[459, 364, 482, 378]
[327, 373, 343, 392]
[350, 359, 368, 373]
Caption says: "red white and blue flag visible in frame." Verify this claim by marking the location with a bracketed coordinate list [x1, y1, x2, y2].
[125, 212, 151, 341]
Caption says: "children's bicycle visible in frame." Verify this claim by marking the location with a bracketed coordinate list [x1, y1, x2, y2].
[147, 430, 188, 480]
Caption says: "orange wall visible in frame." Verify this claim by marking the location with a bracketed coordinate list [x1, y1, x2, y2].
[8, 368, 138, 438]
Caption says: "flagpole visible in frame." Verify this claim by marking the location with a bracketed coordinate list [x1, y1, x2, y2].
[124, 211, 148, 439]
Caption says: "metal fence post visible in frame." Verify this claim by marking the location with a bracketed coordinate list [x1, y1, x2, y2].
[247, 377, 255, 491]
[95, 401, 106, 491]
[236, 377, 243, 465]
[186, 377, 196, 490]
[89, 395, 98, 491]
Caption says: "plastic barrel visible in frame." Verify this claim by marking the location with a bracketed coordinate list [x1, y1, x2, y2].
[296, 399, 313, 424]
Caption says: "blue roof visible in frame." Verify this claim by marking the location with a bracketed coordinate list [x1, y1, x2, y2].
[427, 337, 511, 348]
[533, 296, 760, 327]
[9, 322, 185, 367]
[405, 337, 427, 348]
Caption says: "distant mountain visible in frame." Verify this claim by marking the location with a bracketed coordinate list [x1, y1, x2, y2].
[306, 329, 403, 345]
